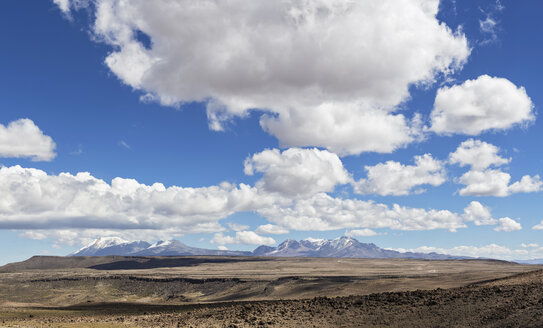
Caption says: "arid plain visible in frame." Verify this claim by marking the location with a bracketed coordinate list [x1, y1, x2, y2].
[1, 256, 542, 327]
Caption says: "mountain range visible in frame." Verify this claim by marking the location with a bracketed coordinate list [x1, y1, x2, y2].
[71, 236, 465, 260]
[72, 237, 252, 257]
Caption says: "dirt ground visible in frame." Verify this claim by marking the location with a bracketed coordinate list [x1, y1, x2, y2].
[0, 257, 542, 327]
[0, 257, 537, 305]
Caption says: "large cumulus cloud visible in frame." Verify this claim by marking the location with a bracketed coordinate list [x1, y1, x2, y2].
[56, 0, 469, 155]
[0, 163, 503, 243]
[257, 193, 467, 232]
[0, 165, 273, 232]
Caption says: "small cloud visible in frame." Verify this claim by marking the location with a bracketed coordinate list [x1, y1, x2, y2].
[217, 245, 228, 251]
[244, 148, 351, 198]
[494, 217, 522, 232]
[431, 75, 534, 136]
[118, 140, 131, 149]
[0, 118, 57, 161]
[462, 201, 497, 226]
[345, 229, 380, 237]
[479, 16, 498, 45]
[53, 0, 90, 19]
[478, 0, 504, 45]
[70, 144, 83, 155]
[449, 139, 510, 171]
[227, 222, 250, 232]
[255, 224, 289, 235]
[521, 243, 539, 248]
[53, 0, 71, 14]
[211, 231, 275, 246]
[353, 154, 446, 196]
[140, 93, 157, 103]
[495, 0, 505, 11]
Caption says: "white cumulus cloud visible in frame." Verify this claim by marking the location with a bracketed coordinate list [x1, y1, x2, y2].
[450, 140, 542, 197]
[5, 161, 519, 246]
[508, 175, 543, 194]
[257, 193, 467, 232]
[260, 104, 423, 156]
[461, 201, 524, 232]
[211, 231, 275, 246]
[57, 0, 469, 155]
[244, 148, 351, 197]
[0, 165, 274, 232]
[457, 169, 512, 197]
[353, 154, 446, 196]
[430, 75, 534, 135]
[462, 201, 497, 226]
[449, 139, 510, 170]
[345, 229, 379, 237]
[255, 224, 289, 235]
[0, 119, 56, 161]
[53, 0, 71, 13]
[226, 223, 250, 232]
[457, 169, 542, 197]
[494, 217, 522, 232]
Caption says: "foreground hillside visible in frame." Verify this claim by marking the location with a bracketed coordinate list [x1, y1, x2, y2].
[2, 269, 543, 327]
[0, 256, 538, 306]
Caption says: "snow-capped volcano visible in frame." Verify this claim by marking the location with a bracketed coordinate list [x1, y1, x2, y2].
[255, 236, 464, 259]
[134, 239, 253, 256]
[135, 240, 207, 256]
[71, 237, 151, 256]
[71, 238, 251, 257]
[262, 236, 369, 257]
[84, 236, 128, 249]
[71, 236, 464, 260]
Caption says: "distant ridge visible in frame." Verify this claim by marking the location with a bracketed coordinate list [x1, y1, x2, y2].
[133, 239, 252, 257]
[514, 259, 543, 265]
[253, 237, 465, 260]
[71, 237, 151, 256]
[70, 236, 466, 260]
[71, 237, 251, 257]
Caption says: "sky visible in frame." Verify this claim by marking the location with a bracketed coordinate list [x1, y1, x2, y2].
[0, 0, 542, 264]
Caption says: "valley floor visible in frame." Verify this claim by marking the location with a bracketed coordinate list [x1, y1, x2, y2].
[2, 270, 543, 327]
[0, 257, 542, 327]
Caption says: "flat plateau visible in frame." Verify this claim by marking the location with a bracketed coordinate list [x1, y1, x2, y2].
[0, 256, 541, 327]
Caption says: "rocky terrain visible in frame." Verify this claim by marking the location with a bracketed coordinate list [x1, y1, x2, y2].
[1, 269, 543, 327]
[0, 256, 541, 327]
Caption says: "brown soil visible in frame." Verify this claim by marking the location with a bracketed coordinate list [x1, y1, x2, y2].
[1, 257, 542, 327]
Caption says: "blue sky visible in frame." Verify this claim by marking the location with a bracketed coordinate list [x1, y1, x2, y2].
[1, 0, 542, 264]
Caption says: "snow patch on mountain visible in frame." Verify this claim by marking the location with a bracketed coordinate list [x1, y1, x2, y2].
[148, 240, 172, 249]
[71, 237, 150, 256]
[71, 236, 467, 260]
